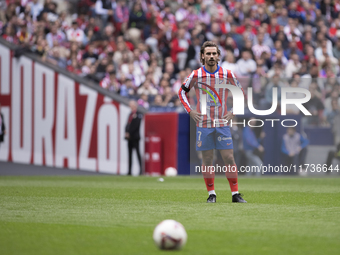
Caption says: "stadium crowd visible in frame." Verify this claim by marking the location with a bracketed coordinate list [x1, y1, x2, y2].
[0, 0, 340, 130]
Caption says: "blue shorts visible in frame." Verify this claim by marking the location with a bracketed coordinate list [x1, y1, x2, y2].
[196, 126, 233, 151]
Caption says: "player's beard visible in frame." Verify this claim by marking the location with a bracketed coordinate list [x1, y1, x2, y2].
[207, 58, 216, 66]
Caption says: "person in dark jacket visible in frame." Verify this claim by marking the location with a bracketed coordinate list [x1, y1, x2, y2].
[0, 102, 6, 148]
[128, 2, 147, 30]
[125, 100, 142, 175]
[185, 36, 201, 70]
[281, 127, 309, 170]
[242, 118, 265, 175]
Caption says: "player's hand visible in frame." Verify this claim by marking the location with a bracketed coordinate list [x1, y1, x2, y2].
[189, 110, 203, 123]
[222, 111, 233, 122]
[258, 145, 264, 152]
[125, 132, 130, 139]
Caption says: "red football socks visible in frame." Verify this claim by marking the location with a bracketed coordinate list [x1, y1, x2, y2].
[202, 165, 215, 192]
[202, 164, 239, 193]
[226, 164, 238, 193]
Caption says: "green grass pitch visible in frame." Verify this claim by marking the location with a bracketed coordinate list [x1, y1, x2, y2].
[0, 176, 340, 255]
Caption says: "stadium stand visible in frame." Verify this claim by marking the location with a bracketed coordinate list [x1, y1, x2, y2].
[1, 0, 339, 171]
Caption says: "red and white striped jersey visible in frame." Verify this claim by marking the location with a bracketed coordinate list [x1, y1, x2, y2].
[178, 65, 244, 128]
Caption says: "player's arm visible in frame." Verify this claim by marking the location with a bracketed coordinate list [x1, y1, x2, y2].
[281, 138, 289, 155]
[178, 71, 202, 123]
[300, 134, 309, 149]
[244, 127, 263, 151]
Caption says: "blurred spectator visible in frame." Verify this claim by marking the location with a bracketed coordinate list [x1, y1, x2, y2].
[221, 52, 239, 75]
[47, 47, 67, 68]
[277, 8, 289, 26]
[273, 31, 289, 50]
[145, 32, 158, 54]
[2, 24, 18, 43]
[236, 50, 256, 77]
[262, 74, 284, 109]
[157, 4, 175, 27]
[163, 57, 177, 84]
[100, 70, 119, 92]
[83, 44, 99, 63]
[46, 23, 66, 48]
[252, 31, 271, 58]
[267, 60, 285, 79]
[242, 118, 265, 176]
[32, 36, 49, 58]
[171, 28, 190, 70]
[172, 70, 187, 94]
[51, 39, 68, 59]
[81, 59, 92, 75]
[120, 78, 135, 97]
[284, 18, 302, 41]
[159, 86, 175, 107]
[66, 56, 81, 74]
[285, 79, 307, 115]
[281, 127, 309, 170]
[303, 83, 325, 126]
[29, 0, 43, 22]
[285, 53, 301, 78]
[225, 36, 239, 58]
[114, 0, 129, 34]
[198, 4, 210, 25]
[137, 93, 149, 109]
[315, 39, 334, 60]
[325, 90, 340, 113]
[85, 64, 101, 83]
[95, 0, 115, 29]
[268, 16, 280, 38]
[152, 94, 164, 107]
[284, 40, 304, 60]
[253, 26, 273, 49]
[17, 22, 32, 45]
[185, 35, 201, 70]
[332, 38, 340, 59]
[175, 1, 189, 23]
[228, 22, 244, 50]
[66, 21, 85, 44]
[325, 98, 340, 137]
[158, 78, 170, 95]
[127, 2, 146, 44]
[209, 0, 228, 23]
[137, 80, 157, 96]
[132, 47, 148, 77]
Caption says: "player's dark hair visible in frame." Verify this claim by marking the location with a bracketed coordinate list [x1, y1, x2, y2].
[200, 41, 221, 65]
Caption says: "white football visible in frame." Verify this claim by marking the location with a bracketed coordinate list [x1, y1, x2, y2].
[153, 219, 187, 250]
[164, 167, 177, 177]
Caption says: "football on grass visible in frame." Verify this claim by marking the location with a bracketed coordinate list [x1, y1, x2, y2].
[164, 167, 178, 176]
[153, 220, 187, 250]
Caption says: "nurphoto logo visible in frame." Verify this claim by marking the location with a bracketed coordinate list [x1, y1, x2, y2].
[197, 79, 311, 127]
